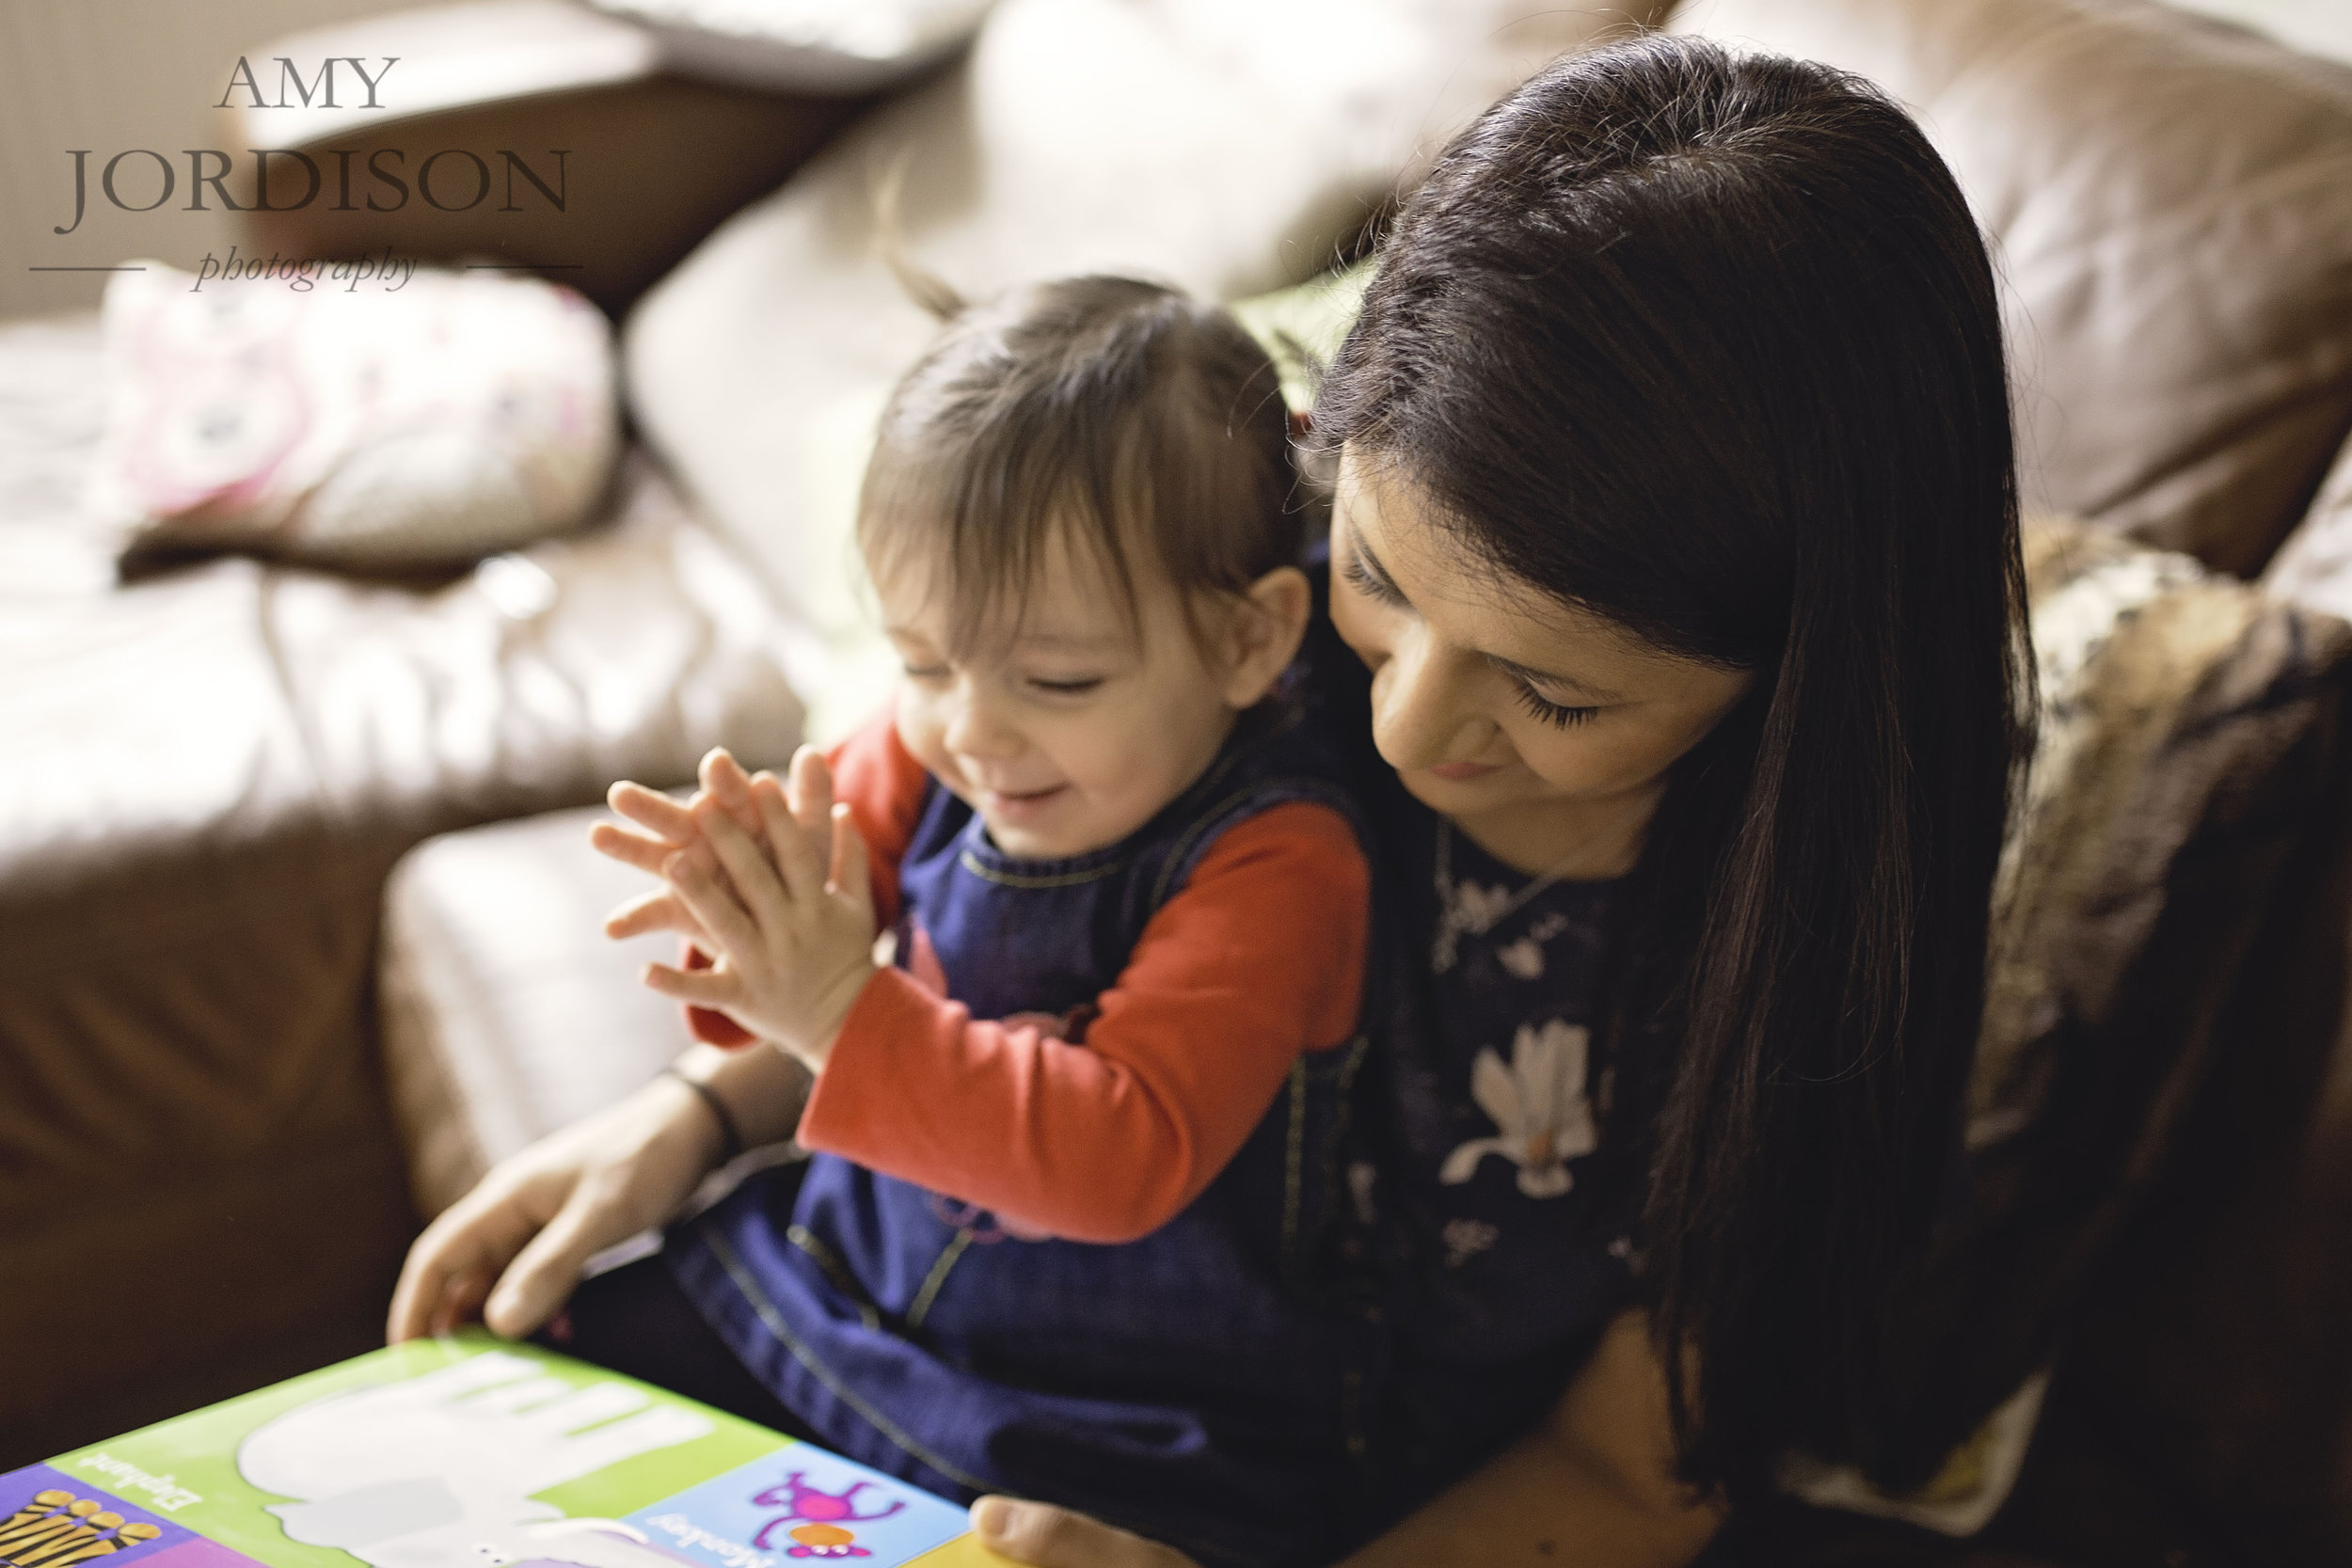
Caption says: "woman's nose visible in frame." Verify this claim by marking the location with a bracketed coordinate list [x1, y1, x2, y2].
[1371, 630, 1490, 769]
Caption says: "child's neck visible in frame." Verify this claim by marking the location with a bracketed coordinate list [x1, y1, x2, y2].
[1147, 705, 1243, 822]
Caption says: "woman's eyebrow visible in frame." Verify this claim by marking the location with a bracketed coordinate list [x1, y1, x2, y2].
[1484, 652, 1627, 704]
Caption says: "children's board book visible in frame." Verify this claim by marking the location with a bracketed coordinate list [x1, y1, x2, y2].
[1, 1331, 1003, 1568]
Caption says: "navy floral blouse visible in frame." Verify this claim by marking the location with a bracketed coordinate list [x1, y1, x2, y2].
[1297, 588, 1667, 1497]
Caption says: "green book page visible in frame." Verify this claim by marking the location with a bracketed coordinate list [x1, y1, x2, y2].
[25, 1330, 993, 1568]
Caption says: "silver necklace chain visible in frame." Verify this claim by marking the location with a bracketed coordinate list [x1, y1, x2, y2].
[1430, 816, 1596, 974]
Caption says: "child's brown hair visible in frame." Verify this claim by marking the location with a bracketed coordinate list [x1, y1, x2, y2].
[857, 275, 1299, 656]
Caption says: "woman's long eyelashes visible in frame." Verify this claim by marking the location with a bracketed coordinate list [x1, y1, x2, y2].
[1340, 553, 1408, 608]
[1513, 684, 1599, 729]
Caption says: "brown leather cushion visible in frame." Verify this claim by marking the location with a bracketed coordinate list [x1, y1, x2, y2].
[1669, 0, 2352, 578]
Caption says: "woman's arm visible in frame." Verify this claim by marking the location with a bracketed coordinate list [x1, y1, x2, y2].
[387, 1030, 812, 1342]
[972, 1309, 1724, 1568]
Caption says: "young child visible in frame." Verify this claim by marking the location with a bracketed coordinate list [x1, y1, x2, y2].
[597, 277, 1378, 1567]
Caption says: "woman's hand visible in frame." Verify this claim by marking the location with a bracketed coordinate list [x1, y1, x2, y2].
[964, 1499, 1198, 1568]
[387, 1043, 809, 1343]
[387, 1071, 722, 1341]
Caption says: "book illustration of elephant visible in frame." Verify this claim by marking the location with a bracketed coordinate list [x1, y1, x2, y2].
[236, 1351, 712, 1568]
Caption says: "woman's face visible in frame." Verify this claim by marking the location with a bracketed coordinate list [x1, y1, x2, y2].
[1328, 449, 1755, 869]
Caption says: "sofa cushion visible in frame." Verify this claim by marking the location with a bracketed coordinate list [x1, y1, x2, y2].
[623, 0, 1667, 741]
[379, 803, 702, 1219]
[239, 3, 875, 319]
[1668, 0, 2352, 578]
[583, 0, 993, 93]
[2264, 432, 2352, 620]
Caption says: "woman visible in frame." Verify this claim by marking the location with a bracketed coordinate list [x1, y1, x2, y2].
[389, 35, 2028, 1565]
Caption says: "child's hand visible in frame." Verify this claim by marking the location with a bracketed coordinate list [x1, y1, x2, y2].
[641, 748, 880, 1069]
[592, 747, 769, 943]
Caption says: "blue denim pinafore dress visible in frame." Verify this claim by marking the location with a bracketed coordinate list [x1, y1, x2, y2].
[668, 705, 1382, 1568]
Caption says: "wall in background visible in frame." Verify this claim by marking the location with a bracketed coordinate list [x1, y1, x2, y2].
[0, 0, 414, 320]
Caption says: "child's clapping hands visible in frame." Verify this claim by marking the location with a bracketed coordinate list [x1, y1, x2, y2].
[592, 746, 879, 1069]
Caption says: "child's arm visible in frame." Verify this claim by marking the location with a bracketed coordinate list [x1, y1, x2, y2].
[793, 801, 1370, 1244]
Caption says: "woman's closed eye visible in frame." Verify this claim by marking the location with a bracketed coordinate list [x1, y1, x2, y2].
[1513, 683, 1600, 729]
[1340, 550, 1410, 610]
[1026, 674, 1105, 697]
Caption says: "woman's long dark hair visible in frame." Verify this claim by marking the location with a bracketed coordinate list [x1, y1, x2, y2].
[1317, 37, 2032, 1498]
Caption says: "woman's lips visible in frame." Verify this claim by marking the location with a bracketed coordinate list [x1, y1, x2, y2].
[1428, 761, 1502, 782]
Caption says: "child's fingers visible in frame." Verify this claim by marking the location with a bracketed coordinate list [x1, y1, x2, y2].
[788, 746, 836, 836]
[830, 805, 876, 925]
[752, 773, 826, 905]
[695, 800, 793, 933]
[665, 846, 763, 959]
[640, 959, 741, 1006]
[699, 749, 765, 839]
[606, 781, 696, 844]
[590, 818, 688, 878]
[603, 887, 704, 942]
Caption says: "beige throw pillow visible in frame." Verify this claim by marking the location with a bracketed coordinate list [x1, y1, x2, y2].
[93, 263, 619, 572]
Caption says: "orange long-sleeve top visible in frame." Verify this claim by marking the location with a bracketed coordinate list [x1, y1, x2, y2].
[686, 709, 1369, 1244]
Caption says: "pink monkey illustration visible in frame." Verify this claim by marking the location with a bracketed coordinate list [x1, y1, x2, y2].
[748, 1475, 903, 1551]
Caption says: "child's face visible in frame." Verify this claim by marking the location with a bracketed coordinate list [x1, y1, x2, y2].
[1328, 450, 1754, 870]
[875, 531, 1252, 861]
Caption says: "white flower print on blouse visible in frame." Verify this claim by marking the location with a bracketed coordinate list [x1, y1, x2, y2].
[1433, 879, 1516, 970]
[1440, 1217, 1500, 1268]
[1486, 911, 1575, 982]
[1438, 1019, 1598, 1198]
